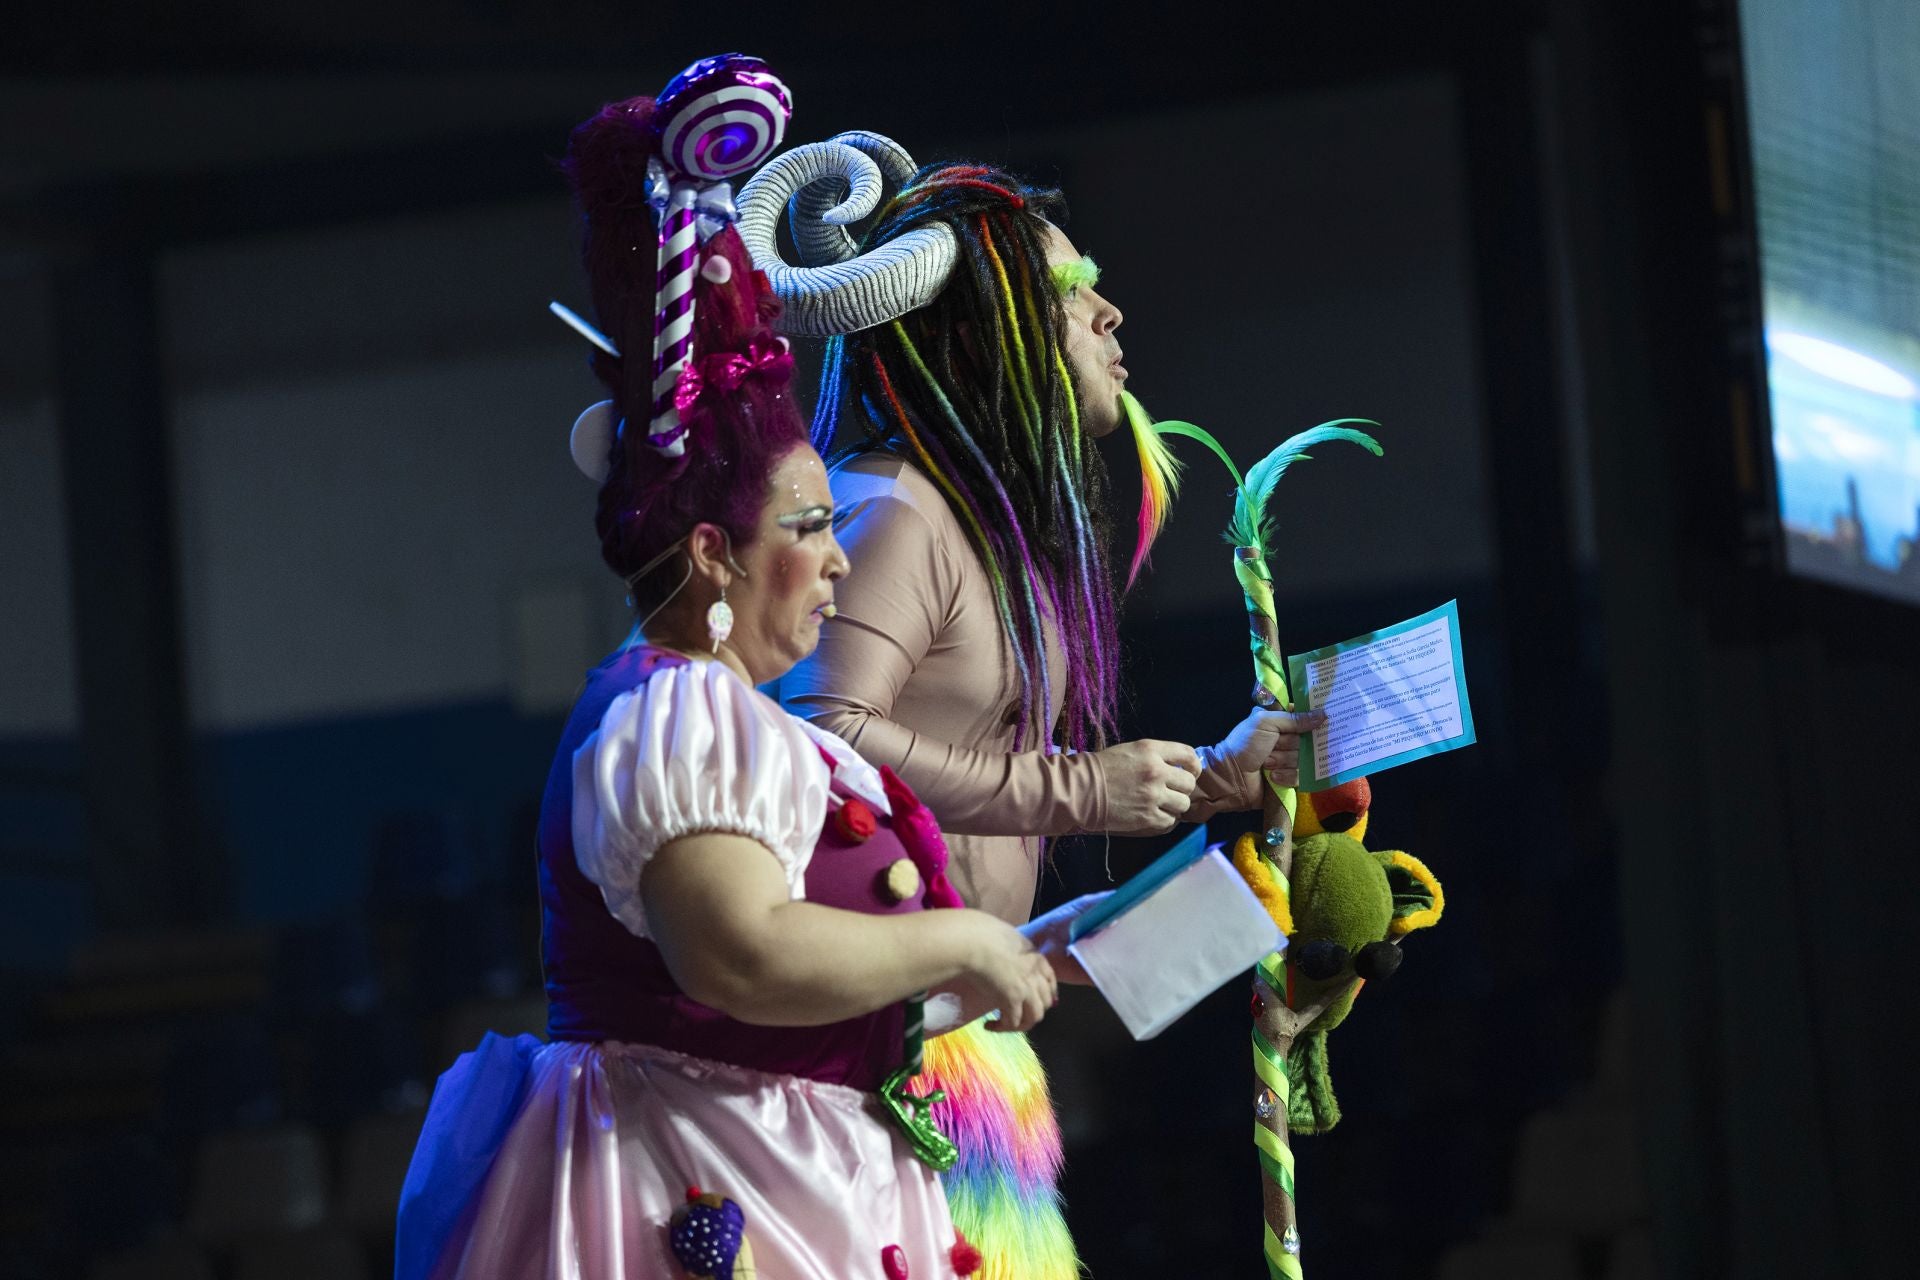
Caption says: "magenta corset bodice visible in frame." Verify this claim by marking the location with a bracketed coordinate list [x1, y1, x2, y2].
[537, 646, 935, 1092]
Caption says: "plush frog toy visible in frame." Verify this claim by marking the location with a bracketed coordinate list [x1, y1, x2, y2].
[1231, 777, 1443, 1134]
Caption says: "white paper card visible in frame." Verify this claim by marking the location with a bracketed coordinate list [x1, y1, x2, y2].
[1068, 849, 1283, 1040]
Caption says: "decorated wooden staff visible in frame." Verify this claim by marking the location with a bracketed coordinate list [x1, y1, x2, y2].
[1125, 393, 1382, 1279]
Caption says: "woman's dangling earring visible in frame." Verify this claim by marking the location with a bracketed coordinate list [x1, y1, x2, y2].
[706, 582, 734, 653]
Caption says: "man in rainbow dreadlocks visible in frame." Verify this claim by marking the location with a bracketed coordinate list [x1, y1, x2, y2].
[739, 134, 1320, 1277]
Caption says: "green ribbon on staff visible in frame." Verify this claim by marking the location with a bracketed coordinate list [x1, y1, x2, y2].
[1265, 1224, 1306, 1280]
[1254, 1023, 1302, 1280]
[1252, 1024, 1295, 1195]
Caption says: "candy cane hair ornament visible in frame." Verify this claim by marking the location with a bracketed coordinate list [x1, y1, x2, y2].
[552, 54, 792, 468]
[559, 60, 811, 629]
[643, 55, 792, 458]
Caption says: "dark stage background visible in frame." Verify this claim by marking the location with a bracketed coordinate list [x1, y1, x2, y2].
[3, 3, 1914, 1278]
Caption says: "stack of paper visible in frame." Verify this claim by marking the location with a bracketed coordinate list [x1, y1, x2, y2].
[1067, 827, 1283, 1040]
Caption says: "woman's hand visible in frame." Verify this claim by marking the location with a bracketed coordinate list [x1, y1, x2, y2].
[929, 895, 1103, 1029]
[958, 910, 1058, 1032]
[1199, 707, 1326, 793]
[1096, 739, 1200, 835]
[1019, 892, 1110, 985]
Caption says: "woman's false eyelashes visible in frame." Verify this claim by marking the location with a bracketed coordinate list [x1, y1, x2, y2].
[777, 505, 836, 535]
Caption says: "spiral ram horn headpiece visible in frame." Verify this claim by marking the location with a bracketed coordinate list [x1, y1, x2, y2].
[735, 131, 958, 336]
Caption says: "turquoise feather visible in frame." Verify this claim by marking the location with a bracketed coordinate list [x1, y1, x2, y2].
[1226, 422, 1383, 555]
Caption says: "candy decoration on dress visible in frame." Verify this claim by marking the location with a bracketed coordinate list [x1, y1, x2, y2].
[881, 857, 921, 903]
[879, 766, 964, 911]
[949, 1233, 983, 1277]
[831, 797, 878, 843]
[880, 1243, 911, 1280]
[668, 1186, 756, 1280]
[644, 54, 793, 458]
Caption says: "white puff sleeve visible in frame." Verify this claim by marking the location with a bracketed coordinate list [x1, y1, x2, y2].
[571, 659, 832, 938]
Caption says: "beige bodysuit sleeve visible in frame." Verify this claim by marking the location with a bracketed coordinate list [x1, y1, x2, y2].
[782, 489, 1110, 837]
[1189, 747, 1264, 821]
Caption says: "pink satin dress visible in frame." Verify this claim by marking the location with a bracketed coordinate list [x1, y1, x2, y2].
[396, 647, 966, 1280]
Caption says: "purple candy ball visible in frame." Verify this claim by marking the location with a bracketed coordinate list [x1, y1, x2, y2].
[669, 1196, 746, 1279]
[655, 53, 793, 182]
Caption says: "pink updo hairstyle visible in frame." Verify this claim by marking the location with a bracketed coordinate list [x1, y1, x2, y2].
[562, 95, 810, 615]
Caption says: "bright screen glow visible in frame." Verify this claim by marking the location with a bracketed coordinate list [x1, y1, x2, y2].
[1743, 0, 1920, 605]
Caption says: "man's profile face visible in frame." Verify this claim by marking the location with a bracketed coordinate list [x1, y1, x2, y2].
[1043, 225, 1127, 439]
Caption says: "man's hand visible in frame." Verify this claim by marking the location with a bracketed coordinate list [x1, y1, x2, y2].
[1200, 706, 1326, 792]
[1096, 739, 1200, 835]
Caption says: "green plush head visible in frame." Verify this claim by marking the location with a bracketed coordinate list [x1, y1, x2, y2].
[1280, 831, 1444, 1134]
[1286, 833, 1394, 1032]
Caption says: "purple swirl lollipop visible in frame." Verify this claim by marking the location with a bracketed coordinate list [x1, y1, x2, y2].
[655, 53, 793, 182]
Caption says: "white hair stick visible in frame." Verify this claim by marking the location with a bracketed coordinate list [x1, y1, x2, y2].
[548, 301, 622, 358]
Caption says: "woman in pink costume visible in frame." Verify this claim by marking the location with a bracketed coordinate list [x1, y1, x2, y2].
[738, 136, 1321, 1276]
[395, 62, 1058, 1280]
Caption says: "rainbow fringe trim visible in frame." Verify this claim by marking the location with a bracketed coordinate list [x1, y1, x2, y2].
[916, 1021, 1080, 1280]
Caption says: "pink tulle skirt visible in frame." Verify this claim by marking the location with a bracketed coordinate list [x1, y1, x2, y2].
[399, 1034, 958, 1280]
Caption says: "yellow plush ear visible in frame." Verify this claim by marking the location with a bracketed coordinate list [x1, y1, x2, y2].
[1382, 851, 1444, 935]
[1231, 832, 1293, 936]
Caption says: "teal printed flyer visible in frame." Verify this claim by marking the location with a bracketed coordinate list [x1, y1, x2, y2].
[1286, 600, 1477, 789]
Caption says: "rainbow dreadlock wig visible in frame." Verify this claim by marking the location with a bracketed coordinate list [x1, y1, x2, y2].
[739, 131, 1177, 1280]
[739, 134, 1180, 755]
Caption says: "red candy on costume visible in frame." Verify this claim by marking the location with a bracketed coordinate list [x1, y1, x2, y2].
[833, 798, 879, 843]
[950, 1233, 983, 1275]
[881, 1243, 910, 1279]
